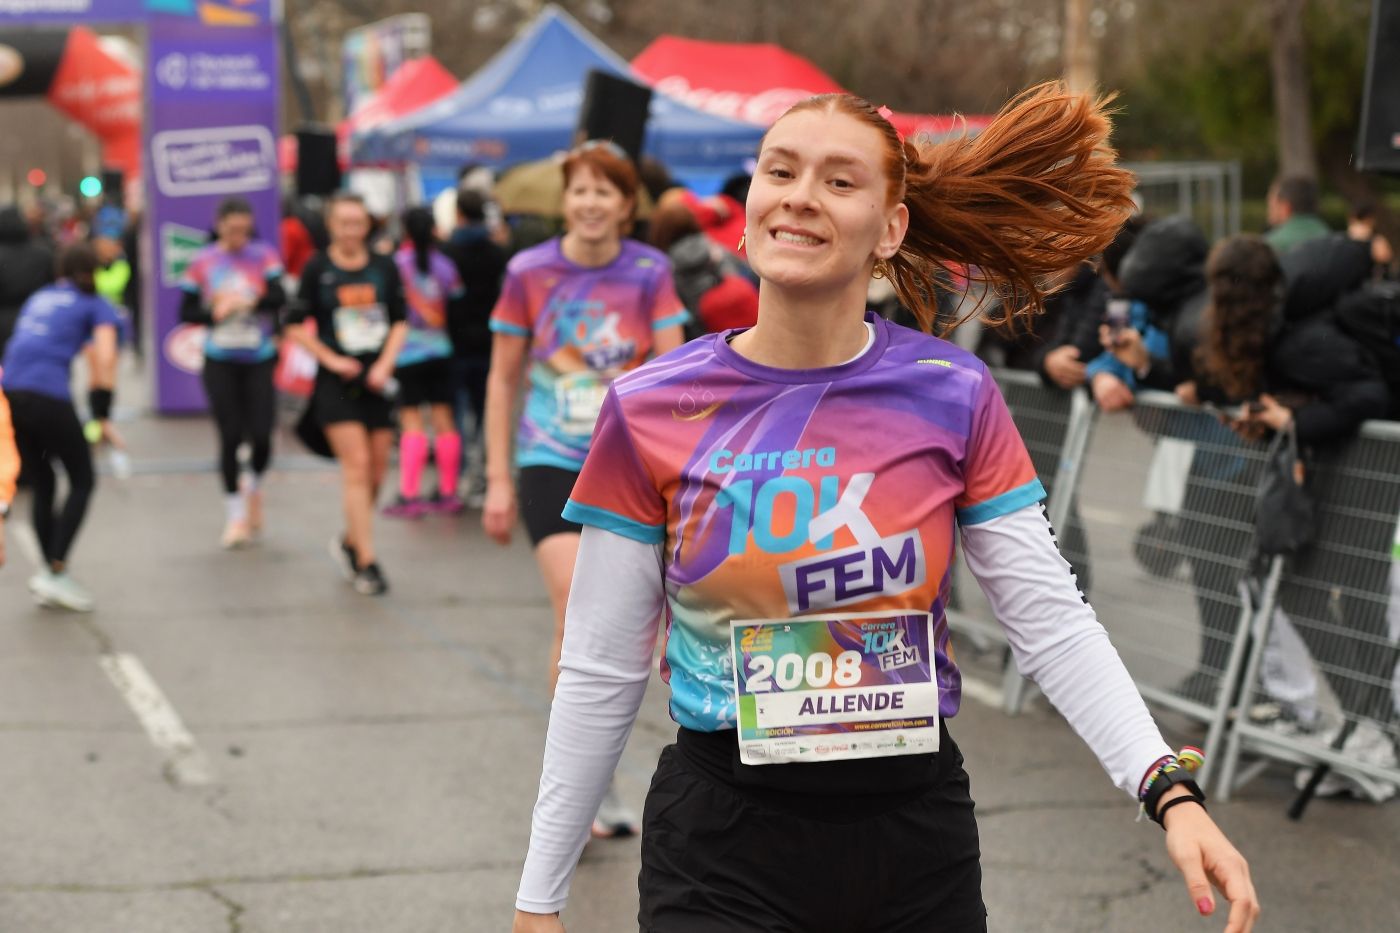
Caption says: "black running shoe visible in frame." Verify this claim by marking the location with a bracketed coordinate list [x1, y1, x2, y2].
[329, 536, 359, 581]
[353, 562, 389, 596]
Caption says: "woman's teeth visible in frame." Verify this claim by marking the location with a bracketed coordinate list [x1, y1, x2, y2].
[774, 231, 821, 246]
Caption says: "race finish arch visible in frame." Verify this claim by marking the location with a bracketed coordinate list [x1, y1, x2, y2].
[0, 0, 280, 414]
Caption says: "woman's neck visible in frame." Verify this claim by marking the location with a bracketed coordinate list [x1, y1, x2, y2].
[328, 242, 368, 268]
[730, 280, 872, 369]
[561, 232, 621, 268]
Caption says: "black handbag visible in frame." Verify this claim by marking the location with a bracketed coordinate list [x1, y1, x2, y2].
[1254, 425, 1315, 556]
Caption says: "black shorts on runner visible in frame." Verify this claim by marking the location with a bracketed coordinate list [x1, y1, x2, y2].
[313, 369, 395, 431]
[396, 357, 453, 407]
[638, 723, 987, 933]
[518, 465, 584, 546]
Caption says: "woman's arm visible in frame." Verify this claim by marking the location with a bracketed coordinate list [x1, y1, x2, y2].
[516, 525, 665, 921]
[962, 504, 1258, 929]
[481, 331, 529, 545]
[366, 322, 408, 391]
[652, 323, 685, 356]
[179, 289, 214, 326]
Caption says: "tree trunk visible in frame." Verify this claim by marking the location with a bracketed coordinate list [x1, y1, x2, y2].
[1269, 0, 1317, 180]
[1063, 0, 1097, 94]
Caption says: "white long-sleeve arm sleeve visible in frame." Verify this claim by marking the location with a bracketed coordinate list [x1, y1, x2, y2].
[959, 504, 1173, 797]
[515, 525, 666, 915]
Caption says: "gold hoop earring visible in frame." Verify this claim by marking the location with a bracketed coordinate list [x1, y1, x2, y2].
[873, 259, 890, 279]
[737, 233, 746, 252]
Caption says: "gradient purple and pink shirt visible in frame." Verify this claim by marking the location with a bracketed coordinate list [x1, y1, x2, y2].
[563, 314, 1045, 731]
[488, 238, 688, 471]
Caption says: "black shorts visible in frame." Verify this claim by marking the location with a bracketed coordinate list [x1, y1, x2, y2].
[517, 465, 583, 546]
[638, 725, 986, 933]
[313, 369, 395, 431]
[396, 357, 453, 407]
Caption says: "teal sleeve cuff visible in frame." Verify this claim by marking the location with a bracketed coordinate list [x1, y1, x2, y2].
[489, 319, 531, 337]
[956, 478, 1047, 526]
[652, 311, 691, 331]
[562, 500, 665, 545]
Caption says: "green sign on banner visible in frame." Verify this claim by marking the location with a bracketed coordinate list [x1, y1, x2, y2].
[159, 222, 208, 287]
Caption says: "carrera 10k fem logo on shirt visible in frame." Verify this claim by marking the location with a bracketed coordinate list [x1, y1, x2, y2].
[563, 315, 1046, 733]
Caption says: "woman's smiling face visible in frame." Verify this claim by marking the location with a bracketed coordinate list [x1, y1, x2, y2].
[744, 108, 907, 294]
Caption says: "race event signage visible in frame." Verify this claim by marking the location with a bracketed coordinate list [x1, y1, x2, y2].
[730, 612, 940, 765]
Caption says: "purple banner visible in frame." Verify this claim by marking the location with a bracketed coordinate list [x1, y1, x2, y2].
[148, 14, 279, 413]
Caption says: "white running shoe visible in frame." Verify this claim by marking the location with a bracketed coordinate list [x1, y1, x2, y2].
[1294, 721, 1399, 803]
[221, 519, 253, 550]
[591, 782, 639, 839]
[32, 572, 95, 613]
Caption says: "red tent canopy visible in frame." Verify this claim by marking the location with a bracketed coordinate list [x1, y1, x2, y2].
[632, 36, 990, 140]
[338, 56, 459, 165]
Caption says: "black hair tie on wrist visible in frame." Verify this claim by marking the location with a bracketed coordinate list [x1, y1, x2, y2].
[1155, 793, 1207, 827]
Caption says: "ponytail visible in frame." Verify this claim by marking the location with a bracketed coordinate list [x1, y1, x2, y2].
[888, 83, 1135, 334]
[401, 205, 435, 277]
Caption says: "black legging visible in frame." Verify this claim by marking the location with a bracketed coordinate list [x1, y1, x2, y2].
[7, 390, 95, 566]
[201, 358, 275, 494]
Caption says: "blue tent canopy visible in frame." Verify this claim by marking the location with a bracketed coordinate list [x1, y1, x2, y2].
[350, 5, 763, 193]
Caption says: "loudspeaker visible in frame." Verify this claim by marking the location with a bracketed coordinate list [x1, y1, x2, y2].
[295, 127, 342, 197]
[1357, 0, 1400, 173]
[100, 167, 124, 198]
[577, 70, 652, 164]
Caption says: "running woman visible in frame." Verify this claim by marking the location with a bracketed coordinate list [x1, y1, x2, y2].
[483, 141, 688, 836]
[179, 197, 286, 548]
[513, 88, 1260, 933]
[0, 243, 120, 612]
[383, 206, 466, 517]
[287, 192, 407, 596]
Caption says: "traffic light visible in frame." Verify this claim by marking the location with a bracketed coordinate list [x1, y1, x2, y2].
[27, 168, 47, 187]
[79, 175, 103, 198]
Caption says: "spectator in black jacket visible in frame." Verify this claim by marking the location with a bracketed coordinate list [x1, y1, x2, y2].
[0, 205, 55, 356]
[1189, 235, 1396, 767]
[442, 189, 508, 505]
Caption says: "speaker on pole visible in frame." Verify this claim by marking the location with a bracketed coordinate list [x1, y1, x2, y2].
[576, 70, 652, 164]
[1357, 0, 1400, 174]
[295, 126, 342, 197]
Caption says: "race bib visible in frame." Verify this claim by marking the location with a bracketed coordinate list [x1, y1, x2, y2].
[334, 303, 389, 355]
[730, 612, 940, 765]
[554, 371, 610, 437]
[210, 313, 263, 351]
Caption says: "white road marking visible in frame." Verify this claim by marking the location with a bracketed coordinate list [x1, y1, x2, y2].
[960, 675, 1004, 709]
[99, 653, 215, 787]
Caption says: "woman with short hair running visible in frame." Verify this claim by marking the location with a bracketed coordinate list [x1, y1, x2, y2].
[483, 141, 688, 835]
[287, 192, 407, 596]
[513, 88, 1260, 933]
[179, 196, 286, 548]
[1, 242, 120, 611]
[382, 205, 467, 517]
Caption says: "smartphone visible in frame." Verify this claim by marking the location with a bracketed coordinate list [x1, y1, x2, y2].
[1104, 298, 1131, 337]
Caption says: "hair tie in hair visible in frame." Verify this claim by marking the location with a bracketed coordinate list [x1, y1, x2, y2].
[876, 105, 905, 146]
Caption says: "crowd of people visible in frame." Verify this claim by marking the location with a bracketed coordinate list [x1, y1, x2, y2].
[10, 77, 1400, 930]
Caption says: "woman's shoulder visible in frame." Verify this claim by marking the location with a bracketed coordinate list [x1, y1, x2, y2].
[504, 239, 560, 276]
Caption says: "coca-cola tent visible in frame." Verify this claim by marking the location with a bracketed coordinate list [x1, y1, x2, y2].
[632, 36, 990, 140]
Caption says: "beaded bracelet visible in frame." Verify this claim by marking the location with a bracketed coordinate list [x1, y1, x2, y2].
[1137, 746, 1205, 822]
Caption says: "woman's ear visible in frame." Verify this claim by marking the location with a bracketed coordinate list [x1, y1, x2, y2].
[877, 202, 910, 260]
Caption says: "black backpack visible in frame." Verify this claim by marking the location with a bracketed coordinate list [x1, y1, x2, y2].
[1333, 280, 1400, 416]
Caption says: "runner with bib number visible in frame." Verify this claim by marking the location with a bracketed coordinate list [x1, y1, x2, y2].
[513, 90, 1260, 933]
[179, 197, 287, 549]
[482, 141, 687, 839]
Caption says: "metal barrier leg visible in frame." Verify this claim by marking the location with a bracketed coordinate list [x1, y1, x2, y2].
[1216, 557, 1286, 801]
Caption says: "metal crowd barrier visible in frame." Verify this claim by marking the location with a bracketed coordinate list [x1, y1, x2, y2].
[957, 372, 1400, 804]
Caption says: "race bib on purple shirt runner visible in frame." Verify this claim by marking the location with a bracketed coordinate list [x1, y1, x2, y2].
[730, 611, 940, 765]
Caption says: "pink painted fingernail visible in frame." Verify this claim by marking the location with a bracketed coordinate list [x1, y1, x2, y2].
[1196, 898, 1213, 916]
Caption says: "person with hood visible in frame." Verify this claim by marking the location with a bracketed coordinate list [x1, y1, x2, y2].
[0, 205, 55, 356]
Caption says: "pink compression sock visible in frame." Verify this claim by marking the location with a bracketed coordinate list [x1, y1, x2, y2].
[399, 431, 430, 499]
[434, 432, 462, 497]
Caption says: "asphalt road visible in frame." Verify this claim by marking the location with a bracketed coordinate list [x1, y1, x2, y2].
[1, 381, 1397, 932]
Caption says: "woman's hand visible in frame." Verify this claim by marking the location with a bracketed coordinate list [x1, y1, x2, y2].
[482, 479, 517, 546]
[1245, 393, 1293, 432]
[210, 294, 240, 323]
[1092, 372, 1135, 412]
[1174, 380, 1199, 407]
[366, 359, 394, 393]
[1099, 324, 1149, 372]
[324, 354, 363, 381]
[513, 910, 564, 933]
[1162, 795, 1260, 932]
[1042, 345, 1086, 390]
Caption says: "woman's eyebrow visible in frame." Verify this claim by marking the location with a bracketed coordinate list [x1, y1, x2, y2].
[761, 146, 864, 169]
